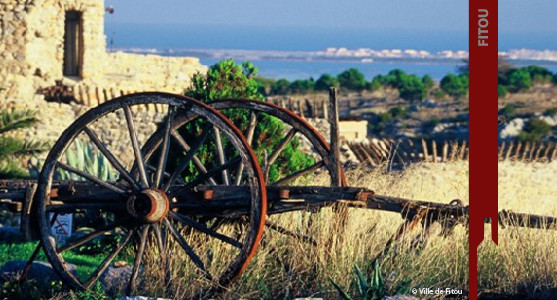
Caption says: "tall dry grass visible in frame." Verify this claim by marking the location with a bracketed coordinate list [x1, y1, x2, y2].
[135, 162, 469, 299]
[478, 162, 557, 295]
[136, 161, 556, 299]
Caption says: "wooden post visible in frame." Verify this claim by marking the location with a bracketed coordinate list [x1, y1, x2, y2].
[329, 87, 341, 187]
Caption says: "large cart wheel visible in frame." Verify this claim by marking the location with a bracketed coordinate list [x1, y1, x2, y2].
[141, 98, 346, 249]
[210, 99, 346, 189]
[35, 93, 266, 298]
[209, 99, 348, 247]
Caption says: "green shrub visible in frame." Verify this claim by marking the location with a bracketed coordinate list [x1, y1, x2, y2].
[544, 107, 557, 117]
[270, 78, 291, 95]
[338, 68, 366, 91]
[440, 74, 469, 98]
[185, 60, 314, 183]
[422, 74, 435, 90]
[289, 78, 315, 94]
[518, 118, 552, 142]
[523, 65, 553, 83]
[314, 73, 339, 91]
[498, 85, 508, 98]
[388, 107, 410, 118]
[507, 69, 531, 92]
[367, 77, 382, 91]
[498, 104, 516, 118]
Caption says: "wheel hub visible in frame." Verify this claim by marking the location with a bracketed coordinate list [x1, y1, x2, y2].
[126, 189, 169, 223]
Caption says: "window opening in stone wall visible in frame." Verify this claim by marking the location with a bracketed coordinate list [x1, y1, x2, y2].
[63, 11, 83, 77]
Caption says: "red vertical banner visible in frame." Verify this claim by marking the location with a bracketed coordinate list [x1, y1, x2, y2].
[468, 0, 498, 299]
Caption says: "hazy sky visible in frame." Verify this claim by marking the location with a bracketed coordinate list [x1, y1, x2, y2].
[104, 0, 556, 33]
[102, 1, 557, 51]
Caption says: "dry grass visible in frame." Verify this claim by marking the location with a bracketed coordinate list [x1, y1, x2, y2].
[478, 162, 557, 296]
[134, 162, 469, 299]
[133, 161, 556, 299]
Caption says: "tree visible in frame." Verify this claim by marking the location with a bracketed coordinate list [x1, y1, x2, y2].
[422, 75, 435, 90]
[184, 59, 313, 182]
[314, 74, 339, 91]
[270, 78, 291, 95]
[440, 73, 469, 98]
[0, 108, 48, 178]
[367, 77, 382, 91]
[289, 78, 314, 94]
[398, 75, 426, 101]
[337, 68, 366, 91]
[507, 69, 531, 92]
[523, 65, 552, 83]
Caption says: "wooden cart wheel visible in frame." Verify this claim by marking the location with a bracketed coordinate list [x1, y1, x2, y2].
[210, 99, 346, 188]
[35, 92, 266, 298]
[210, 99, 348, 245]
[141, 98, 346, 248]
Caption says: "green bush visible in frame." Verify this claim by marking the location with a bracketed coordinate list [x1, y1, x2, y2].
[518, 118, 552, 141]
[398, 75, 426, 101]
[314, 73, 339, 91]
[338, 68, 366, 91]
[544, 107, 557, 117]
[289, 78, 315, 94]
[378, 70, 427, 101]
[367, 77, 382, 91]
[422, 74, 435, 90]
[523, 65, 553, 83]
[185, 60, 314, 182]
[498, 104, 516, 118]
[498, 84, 508, 98]
[440, 74, 469, 98]
[270, 78, 290, 95]
[388, 107, 410, 118]
[507, 69, 532, 92]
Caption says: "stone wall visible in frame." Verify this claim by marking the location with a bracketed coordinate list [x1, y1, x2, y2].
[0, 0, 207, 156]
[0, 0, 207, 104]
[0, 0, 31, 101]
[101, 52, 206, 93]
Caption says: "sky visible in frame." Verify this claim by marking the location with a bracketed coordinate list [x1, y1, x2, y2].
[103, 1, 557, 50]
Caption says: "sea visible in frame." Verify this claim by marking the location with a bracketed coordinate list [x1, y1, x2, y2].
[104, 23, 557, 81]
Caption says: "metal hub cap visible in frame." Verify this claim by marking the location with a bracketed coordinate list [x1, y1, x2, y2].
[126, 189, 169, 223]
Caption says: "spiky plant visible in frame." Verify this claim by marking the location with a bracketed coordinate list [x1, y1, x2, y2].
[0, 108, 49, 179]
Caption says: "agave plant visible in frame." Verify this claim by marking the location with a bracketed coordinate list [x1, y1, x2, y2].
[54, 139, 118, 182]
[330, 262, 411, 300]
[0, 108, 49, 179]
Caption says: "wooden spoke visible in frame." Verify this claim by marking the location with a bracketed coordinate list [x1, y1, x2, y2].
[213, 127, 230, 185]
[272, 160, 325, 186]
[171, 129, 217, 185]
[171, 156, 242, 195]
[152, 223, 170, 285]
[163, 122, 213, 192]
[57, 220, 125, 253]
[169, 212, 243, 248]
[129, 225, 150, 294]
[154, 107, 174, 188]
[84, 230, 133, 289]
[123, 104, 150, 189]
[83, 127, 139, 190]
[265, 128, 297, 169]
[163, 218, 212, 281]
[56, 162, 126, 194]
[153, 223, 166, 258]
[234, 112, 257, 185]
